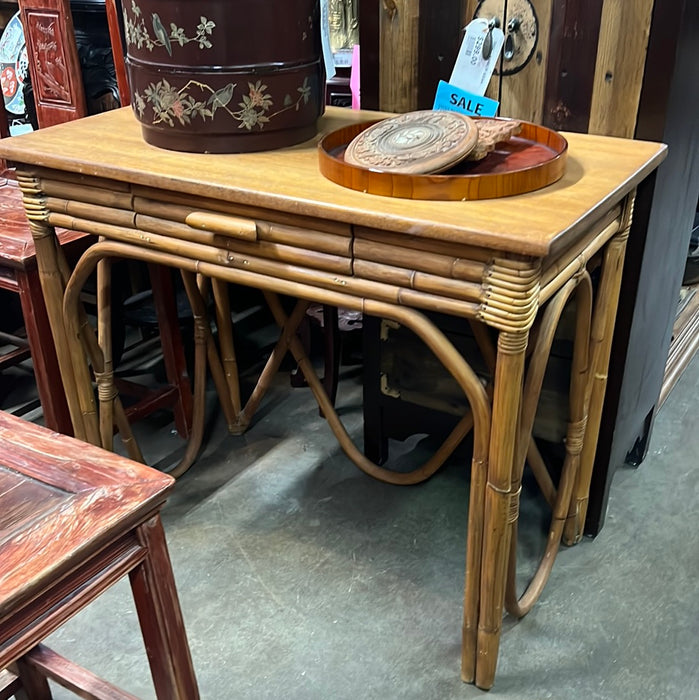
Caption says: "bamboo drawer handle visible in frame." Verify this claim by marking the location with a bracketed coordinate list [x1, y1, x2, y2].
[185, 211, 258, 241]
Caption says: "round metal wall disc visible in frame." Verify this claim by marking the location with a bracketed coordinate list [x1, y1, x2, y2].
[343, 110, 478, 175]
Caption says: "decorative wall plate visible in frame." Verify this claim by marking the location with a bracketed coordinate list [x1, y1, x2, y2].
[319, 117, 568, 200]
[0, 12, 29, 116]
[343, 110, 478, 175]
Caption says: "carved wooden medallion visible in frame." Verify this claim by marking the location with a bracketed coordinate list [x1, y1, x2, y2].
[343, 110, 478, 174]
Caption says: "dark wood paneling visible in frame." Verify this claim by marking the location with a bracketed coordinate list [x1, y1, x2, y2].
[543, 0, 604, 132]
[358, 0, 380, 109]
[587, 0, 699, 534]
[416, 0, 463, 108]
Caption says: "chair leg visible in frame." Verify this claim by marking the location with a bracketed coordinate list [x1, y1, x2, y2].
[290, 315, 312, 388]
[290, 305, 341, 416]
[362, 315, 389, 464]
[0, 669, 22, 700]
[148, 264, 193, 439]
[321, 305, 340, 408]
[129, 516, 198, 700]
[8, 657, 51, 700]
[16, 268, 73, 435]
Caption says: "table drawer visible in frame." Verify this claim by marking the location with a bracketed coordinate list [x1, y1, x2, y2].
[36, 173, 355, 282]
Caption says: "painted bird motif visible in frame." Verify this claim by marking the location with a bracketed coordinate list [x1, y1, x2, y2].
[152, 13, 172, 56]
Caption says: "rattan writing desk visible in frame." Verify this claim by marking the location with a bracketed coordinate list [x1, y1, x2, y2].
[0, 106, 666, 689]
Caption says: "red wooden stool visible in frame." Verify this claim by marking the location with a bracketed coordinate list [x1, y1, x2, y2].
[0, 411, 199, 699]
[0, 179, 87, 433]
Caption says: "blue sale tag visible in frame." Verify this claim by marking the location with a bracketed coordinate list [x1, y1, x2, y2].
[433, 80, 499, 118]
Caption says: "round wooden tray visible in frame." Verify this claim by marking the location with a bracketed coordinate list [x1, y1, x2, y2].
[318, 117, 568, 200]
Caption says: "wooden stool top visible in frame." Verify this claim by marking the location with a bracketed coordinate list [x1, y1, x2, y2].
[0, 411, 173, 619]
[0, 179, 85, 268]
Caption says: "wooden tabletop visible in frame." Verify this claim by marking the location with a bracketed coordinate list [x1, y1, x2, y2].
[0, 412, 173, 617]
[0, 107, 666, 257]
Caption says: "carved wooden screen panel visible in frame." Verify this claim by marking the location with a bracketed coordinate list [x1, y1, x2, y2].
[17, 0, 87, 128]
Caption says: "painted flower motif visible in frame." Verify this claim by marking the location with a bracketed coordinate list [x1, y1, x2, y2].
[198, 17, 215, 35]
[123, 11, 154, 50]
[297, 77, 311, 105]
[171, 25, 187, 47]
[141, 79, 213, 126]
[131, 0, 141, 17]
[247, 81, 273, 110]
[237, 103, 264, 130]
[196, 17, 215, 48]
[234, 95, 268, 130]
[171, 99, 184, 119]
[133, 91, 146, 117]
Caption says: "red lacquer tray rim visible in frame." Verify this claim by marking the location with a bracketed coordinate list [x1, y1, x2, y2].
[318, 116, 568, 201]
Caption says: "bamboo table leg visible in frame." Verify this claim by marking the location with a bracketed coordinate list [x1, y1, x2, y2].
[475, 329, 529, 689]
[505, 273, 593, 617]
[263, 293, 493, 680]
[63, 251, 144, 459]
[565, 193, 635, 543]
[60, 244, 227, 475]
[16, 172, 91, 442]
[211, 278, 242, 416]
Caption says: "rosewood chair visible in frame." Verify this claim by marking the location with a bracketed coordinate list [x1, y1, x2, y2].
[0, 1, 194, 441]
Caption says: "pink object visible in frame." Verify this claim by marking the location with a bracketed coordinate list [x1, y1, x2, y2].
[350, 44, 360, 109]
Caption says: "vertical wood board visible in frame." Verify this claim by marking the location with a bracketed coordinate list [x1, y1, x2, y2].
[588, 0, 654, 137]
[359, 0, 381, 109]
[543, 0, 605, 132]
[500, 0, 553, 123]
[379, 0, 420, 111]
[462, 0, 553, 122]
[415, 0, 464, 108]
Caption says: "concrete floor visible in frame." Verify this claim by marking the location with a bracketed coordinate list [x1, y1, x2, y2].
[3, 348, 698, 699]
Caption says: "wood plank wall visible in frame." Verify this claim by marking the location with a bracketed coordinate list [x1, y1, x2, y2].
[481, 0, 654, 136]
[365, 0, 656, 137]
[474, 0, 654, 136]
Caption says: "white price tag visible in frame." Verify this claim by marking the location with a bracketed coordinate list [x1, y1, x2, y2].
[449, 19, 504, 97]
[333, 49, 353, 68]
